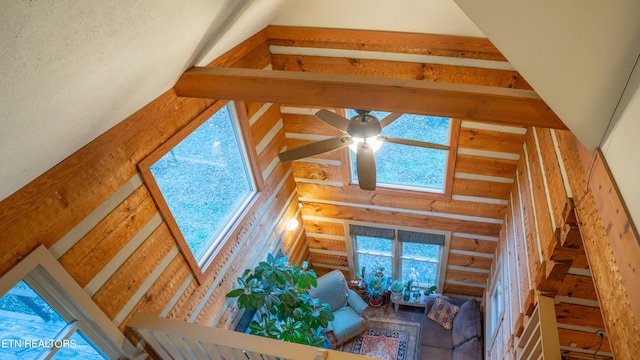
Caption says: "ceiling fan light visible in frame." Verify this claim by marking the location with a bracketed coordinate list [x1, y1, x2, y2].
[349, 137, 382, 153]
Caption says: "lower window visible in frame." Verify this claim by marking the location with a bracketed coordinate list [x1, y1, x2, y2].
[350, 224, 449, 290]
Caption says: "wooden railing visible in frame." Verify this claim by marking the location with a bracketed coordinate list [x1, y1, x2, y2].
[127, 312, 375, 360]
[516, 295, 561, 360]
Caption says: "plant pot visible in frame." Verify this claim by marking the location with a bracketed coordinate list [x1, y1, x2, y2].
[391, 291, 402, 301]
[403, 290, 411, 301]
[369, 297, 383, 307]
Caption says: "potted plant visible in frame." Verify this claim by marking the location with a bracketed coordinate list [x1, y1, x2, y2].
[357, 266, 367, 289]
[389, 280, 403, 300]
[403, 279, 413, 301]
[226, 253, 334, 347]
[363, 267, 386, 307]
[424, 285, 438, 297]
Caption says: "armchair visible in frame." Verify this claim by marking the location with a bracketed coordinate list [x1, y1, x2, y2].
[312, 270, 369, 348]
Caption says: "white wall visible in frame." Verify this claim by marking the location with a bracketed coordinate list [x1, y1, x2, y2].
[601, 57, 640, 230]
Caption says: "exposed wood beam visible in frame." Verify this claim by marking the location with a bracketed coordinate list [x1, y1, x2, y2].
[174, 67, 566, 129]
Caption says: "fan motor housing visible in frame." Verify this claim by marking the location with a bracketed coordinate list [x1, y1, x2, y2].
[347, 113, 381, 138]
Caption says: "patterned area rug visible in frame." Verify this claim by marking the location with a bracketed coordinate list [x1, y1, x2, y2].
[338, 318, 420, 360]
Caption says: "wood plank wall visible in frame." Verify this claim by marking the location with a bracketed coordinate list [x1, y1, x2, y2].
[286, 113, 525, 298]
[267, 26, 533, 297]
[485, 128, 614, 359]
[0, 30, 306, 357]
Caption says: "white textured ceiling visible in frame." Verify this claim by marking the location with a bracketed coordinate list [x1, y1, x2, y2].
[2, 0, 640, 218]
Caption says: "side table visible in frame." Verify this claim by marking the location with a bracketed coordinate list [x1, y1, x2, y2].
[390, 295, 430, 314]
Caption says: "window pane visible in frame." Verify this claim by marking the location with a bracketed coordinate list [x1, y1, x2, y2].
[150, 104, 255, 260]
[0, 281, 68, 359]
[356, 236, 392, 254]
[347, 110, 450, 191]
[380, 113, 450, 145]
[357, 253, 392, 278]
[52, 331, 107, 360]
[402, 242, 440, 262]
[401, 259, 438, 288]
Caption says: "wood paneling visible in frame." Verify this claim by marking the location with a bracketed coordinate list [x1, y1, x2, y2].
[449, 235, 496, 254]
[447, 253, 493, 270]
[306, 236, 347, 252]
[291, 162, 343, 183]
[297, 183, 506, 219]
[271, 55, 532, 89]
[455, 154, 518, 179]
[452, 177, 512, 200]
[458, 126, 526, 154]
[266, 26, 508, 61]
[303, 220, 345, 237]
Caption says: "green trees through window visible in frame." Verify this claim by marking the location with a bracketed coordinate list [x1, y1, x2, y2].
[347, 110, 451, 192]
[143, 102, 258, 269]
[351, 224, 448, 290]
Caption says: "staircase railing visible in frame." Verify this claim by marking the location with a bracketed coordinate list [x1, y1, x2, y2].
[127, 312, 375, 360]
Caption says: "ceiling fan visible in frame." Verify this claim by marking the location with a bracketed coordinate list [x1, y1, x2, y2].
[279, 109, 447, 191]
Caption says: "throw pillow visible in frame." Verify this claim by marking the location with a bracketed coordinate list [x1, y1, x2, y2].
[427, 297, 461, 330]
[452, 299, 482, 347]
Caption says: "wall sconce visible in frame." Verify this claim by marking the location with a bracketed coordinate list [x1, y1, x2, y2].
[287, 218, 299, 231]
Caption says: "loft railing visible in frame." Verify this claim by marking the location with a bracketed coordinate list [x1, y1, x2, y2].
[127, 312, 375, 360]
[516, 295, 561, 360]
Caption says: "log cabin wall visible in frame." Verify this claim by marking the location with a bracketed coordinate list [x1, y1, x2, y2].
[0, 29, 306, 354]
[483, 127, 640, 359]
[267, 26, 533, 297]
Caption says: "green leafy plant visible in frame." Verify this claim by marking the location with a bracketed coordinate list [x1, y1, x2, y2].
[363, 267, 386, 305]
[389, 280, 403, 294]
[226, 254, 334, 347]
[423, 285, 438, 296]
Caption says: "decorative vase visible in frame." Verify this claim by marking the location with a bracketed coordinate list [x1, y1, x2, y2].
[403, 289, 410, 301]
[391, 291, 402, 301]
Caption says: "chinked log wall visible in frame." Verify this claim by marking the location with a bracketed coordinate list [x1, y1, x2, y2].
[0, 29, 305, 354]
[266, 26, 534, 298]
[485, 128, 640, 360]
[285, 109, 524, 298]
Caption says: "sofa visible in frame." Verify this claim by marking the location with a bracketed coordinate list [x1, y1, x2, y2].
[312, 270, 369, 349]
[420, 296, 483, 360]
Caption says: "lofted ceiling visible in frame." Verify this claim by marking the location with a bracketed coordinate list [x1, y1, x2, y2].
[2, 0, 640, 214]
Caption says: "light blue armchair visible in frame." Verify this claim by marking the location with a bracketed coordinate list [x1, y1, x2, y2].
[312, 270, 369, 348]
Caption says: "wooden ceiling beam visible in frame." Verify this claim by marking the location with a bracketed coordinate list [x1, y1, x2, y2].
[174, 67, 567, 129]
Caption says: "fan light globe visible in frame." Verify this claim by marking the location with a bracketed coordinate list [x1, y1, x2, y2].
[349, 137, 383, 153]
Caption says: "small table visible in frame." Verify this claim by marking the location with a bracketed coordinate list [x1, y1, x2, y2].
[391, 295, 430, 314]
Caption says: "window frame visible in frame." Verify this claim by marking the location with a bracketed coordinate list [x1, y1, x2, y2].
[348, 222, 450, 292]
[138, 100, 263, 281]
[343, 109, 460, 200]
[486, 260, 505, 342]
[0, 245, 136, 359]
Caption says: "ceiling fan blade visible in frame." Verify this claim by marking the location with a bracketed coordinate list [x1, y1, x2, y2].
[315, 109, 350, 132]
[356, 142, 377, 191]
[378, 136, 450, 151]
[278, 136, 353, 162]
[379, 112, 403, 128]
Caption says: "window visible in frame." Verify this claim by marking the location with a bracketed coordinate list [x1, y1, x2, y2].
[347, 109, 456, 193]
[0, 246, 135, 359]
[487, 263, 505, 339]
[350, 224, 450, 290]
[140, 102, 259, 276]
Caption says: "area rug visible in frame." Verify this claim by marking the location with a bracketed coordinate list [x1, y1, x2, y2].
[338, 318, 420, 360]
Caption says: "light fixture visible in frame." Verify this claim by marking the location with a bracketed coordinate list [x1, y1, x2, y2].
[287, 218, 299, 231]
[348, 136, 383, 153]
